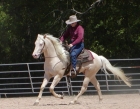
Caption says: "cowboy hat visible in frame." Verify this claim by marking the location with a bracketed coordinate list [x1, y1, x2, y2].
[65, 15, 81, 24]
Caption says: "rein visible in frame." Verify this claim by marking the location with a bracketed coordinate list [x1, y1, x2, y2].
[45, 52, 65, 58]
[41, 40, 66, 58]
[40, 35, 68, 59]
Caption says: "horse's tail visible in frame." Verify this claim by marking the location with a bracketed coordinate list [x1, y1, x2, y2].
[99, 55, 131, 87]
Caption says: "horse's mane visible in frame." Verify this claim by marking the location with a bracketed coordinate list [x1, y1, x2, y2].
[44, 33, 69, 65]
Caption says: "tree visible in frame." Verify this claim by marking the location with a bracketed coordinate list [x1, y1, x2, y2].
[0, 0, 140, 64]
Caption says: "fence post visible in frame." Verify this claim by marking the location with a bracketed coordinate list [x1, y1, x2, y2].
[27, 63, 34, 93]
[105, 73, 109, 91]
[65, 76, 72, 95]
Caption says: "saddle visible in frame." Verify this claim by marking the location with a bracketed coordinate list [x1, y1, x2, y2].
[62, 41, 94, 63]
[63, 43, 94, 76]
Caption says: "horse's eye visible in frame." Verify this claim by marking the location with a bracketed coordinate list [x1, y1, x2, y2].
[40, 44, 43, 46]
[39, 40, 44, 46]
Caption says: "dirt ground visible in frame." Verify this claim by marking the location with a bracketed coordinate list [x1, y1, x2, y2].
[0, 94, 140, 109]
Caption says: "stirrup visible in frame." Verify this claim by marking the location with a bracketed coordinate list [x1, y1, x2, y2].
[71, 68, 76, 76]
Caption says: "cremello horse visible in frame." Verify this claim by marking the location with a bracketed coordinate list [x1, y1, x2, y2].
[32, 33, 131, 105]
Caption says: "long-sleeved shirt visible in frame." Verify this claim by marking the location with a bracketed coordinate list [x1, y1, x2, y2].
[60, 24, 84, 46]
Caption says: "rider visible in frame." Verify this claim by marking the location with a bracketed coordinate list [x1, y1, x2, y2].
[60, 15, 84, 75]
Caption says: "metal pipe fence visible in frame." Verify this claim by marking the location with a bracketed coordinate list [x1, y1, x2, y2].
[0, 58, 140, 97]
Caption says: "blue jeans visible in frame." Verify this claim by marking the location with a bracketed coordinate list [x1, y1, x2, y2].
[70, 42, 84, 69]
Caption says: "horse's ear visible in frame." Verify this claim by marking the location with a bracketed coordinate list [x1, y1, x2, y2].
[44, 35, 46, 39]
[38, 34, 42, 37]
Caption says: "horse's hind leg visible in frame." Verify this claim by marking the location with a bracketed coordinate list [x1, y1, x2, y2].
[49, 74, 63, 99]
[70, 76, 90, 104]
[90, 76, 103, 101]
[34, 74, 50, 105]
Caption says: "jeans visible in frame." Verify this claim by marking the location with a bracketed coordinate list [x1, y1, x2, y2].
[70, 42, 84, 69]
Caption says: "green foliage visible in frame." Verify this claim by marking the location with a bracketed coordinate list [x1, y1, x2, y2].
[0, 0, 140, 63]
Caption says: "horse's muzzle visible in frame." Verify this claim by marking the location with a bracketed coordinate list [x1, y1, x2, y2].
[32, 54, 39, 59]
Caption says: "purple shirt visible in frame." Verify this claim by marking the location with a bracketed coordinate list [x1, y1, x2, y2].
[60, 24, 84, 46]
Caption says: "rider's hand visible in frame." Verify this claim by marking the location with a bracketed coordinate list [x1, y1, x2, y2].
[60, 41, 62, 44]
[69, 44, 73, 48]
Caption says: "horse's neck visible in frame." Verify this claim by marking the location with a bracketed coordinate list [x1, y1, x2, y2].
[43, 39, 57, 57]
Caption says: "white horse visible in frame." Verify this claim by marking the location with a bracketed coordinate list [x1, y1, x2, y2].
[32, 33, 131, 105]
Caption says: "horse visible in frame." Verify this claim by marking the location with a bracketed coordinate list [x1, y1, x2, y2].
[32, 33, 131, 105]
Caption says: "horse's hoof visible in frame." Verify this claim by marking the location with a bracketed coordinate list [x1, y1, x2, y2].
[33, 102, 39, 106]
[57, 94, 64, 99]
[60, 92, 64, 99]
[60, 95, 63, 99]
[99, 98, 103, 103]
[69, 101, 75, 105]
[99, 97, 103, 101]
[69, 100, 80, 105]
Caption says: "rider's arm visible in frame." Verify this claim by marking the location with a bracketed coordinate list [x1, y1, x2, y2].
[60, 27, 70, 42]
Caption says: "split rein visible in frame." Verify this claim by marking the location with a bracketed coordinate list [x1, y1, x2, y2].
[44, 52, 65, 58]
[41, 41, 68, 59]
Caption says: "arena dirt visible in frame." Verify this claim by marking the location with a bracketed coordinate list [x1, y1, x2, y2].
[0, 94, 140, 109]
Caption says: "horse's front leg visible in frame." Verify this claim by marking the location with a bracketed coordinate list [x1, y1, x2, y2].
[49, 74, 63, 99]
[34, 74, 50, 105]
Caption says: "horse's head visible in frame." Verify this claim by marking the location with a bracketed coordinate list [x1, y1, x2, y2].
[32, 34, 45, 59]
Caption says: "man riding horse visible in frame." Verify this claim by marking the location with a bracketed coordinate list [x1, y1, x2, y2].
[60, 15, 84, 76]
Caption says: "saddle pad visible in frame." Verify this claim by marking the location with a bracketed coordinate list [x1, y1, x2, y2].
[77, 49, 94, 63]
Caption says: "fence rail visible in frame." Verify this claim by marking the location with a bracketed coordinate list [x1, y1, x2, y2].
[0, 58, 140, 97]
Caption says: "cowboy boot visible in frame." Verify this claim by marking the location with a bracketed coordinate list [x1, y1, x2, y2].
[70, 68, 77, 77]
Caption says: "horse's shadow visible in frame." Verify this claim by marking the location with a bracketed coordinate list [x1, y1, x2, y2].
[43, 103, 68, 106]
[39, 102, 81, 106]
[32, 104, 67, 106]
